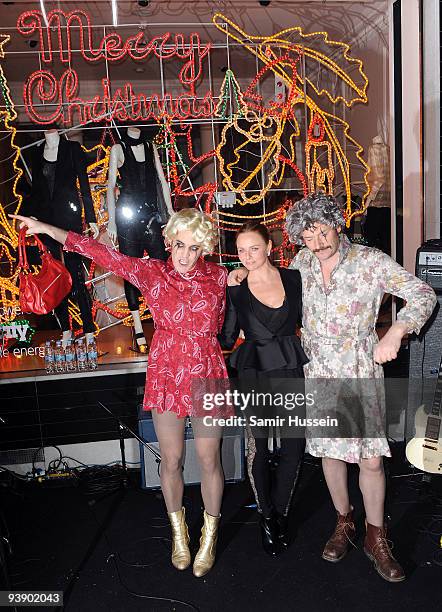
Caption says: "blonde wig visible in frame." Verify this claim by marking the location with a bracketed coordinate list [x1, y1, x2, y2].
[163, 208, 218, 254]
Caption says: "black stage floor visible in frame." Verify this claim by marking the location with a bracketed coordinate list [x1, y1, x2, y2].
[1, 444, 441, 612]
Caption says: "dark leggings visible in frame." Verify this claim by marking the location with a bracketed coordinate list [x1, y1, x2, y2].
[116, 206, 167, 311]
[242, 367, 306, 517]
[41, 235, 95, 333]
[247, 426, 305, 517]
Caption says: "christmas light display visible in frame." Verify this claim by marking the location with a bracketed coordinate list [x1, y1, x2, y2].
[0, 35, 23, 325]
[215, 70, 246, 119]
[0, 8, 373, 347]
[212, 13, 370, 221]
[215, 57, 307, 206]
[18, 9, 211, 90]
[305, 113, 335, 194]
[19, 9, 214, 126]
[163, 121, 218, 212]
[212, 13, 368, 108]
[23, 69, 216, 126]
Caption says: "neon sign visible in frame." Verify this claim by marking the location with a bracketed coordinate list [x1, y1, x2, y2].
[23, 70, 215, 125]
[17, 9, 214, 125]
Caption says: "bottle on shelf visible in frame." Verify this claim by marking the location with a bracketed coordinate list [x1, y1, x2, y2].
[65, 340, 77, 372]
[75, 338, 87, 372]
[44, 340, 54, 374]
[54, 340, 65, 373]
[86, 336, 98, 370]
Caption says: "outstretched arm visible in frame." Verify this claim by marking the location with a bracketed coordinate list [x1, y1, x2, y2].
[10, 214, 155, 293]
[11, 214, 68, 245]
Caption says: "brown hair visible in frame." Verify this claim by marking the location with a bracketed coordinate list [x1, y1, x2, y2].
[236, 221, 270, 244]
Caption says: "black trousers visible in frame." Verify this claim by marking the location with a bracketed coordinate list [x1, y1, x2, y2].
[116, 199, 167, 311]
[41, 235, 95, 333]
[242, 366, 306, 517]
[247, 426, 305, 517]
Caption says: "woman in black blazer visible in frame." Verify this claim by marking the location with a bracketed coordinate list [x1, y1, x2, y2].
[219, 222, 307, 556]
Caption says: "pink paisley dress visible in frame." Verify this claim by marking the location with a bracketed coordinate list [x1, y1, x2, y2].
[64, 231, 228, 417]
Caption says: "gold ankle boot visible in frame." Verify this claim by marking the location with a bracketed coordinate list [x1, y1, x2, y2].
[193, 510, 220, 577]
[168, 507, 191, 570]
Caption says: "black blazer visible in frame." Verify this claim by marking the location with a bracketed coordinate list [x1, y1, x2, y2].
[23, 138, 96, 233]
[218, 268, 308, 372]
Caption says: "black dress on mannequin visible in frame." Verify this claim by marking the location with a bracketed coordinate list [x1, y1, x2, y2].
[23, 137, 96, 333]
[115, 137, 168, 312]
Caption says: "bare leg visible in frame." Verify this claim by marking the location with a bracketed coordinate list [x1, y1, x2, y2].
[358, 457, 385, 527]
[322, 457, 351, 514]
[192, 418, 224, 516]
[151, 410, 186, 513]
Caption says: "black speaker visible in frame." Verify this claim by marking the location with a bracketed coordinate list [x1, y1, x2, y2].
[415, 239, 442, 292]
[407, 295, 442, 440]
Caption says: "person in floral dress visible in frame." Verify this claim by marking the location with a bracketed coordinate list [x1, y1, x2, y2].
[229, 192, 436, 582]
[284, 192, 436, 582]
[11, 208, 230, 578]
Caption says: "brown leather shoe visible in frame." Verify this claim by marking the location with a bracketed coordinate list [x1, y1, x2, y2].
[322, 509, 356, 562]
[364, 522, 405, 582]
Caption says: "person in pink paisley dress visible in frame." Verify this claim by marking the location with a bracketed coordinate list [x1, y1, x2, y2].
[11, 208, 230, 578]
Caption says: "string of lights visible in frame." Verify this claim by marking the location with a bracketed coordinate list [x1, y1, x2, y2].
[0, 10, 371, 333]
[0, 35, 24, 324]
[212, 13, 371, 220]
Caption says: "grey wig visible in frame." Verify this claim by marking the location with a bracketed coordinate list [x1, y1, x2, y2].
[285, 192, 346, 245]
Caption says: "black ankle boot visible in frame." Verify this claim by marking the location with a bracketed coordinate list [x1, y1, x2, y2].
[275, 513, 290, 548]
[259, 513, 282, 556]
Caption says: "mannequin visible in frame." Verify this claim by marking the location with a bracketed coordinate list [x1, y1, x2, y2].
[106, 127, 173, 348]
[364, 135, 391, 253]
[24, 128, 99, 346]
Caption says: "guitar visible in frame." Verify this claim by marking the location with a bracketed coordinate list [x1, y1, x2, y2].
[406, 355, 442, 473]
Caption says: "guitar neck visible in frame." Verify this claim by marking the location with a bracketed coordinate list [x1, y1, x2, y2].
[430, 355, 442, 418]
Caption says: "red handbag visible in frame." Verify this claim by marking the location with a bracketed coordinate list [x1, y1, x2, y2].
[18, 228, 72, 315]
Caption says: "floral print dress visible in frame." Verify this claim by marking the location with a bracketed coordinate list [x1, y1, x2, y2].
[290, 235, 437, 462]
